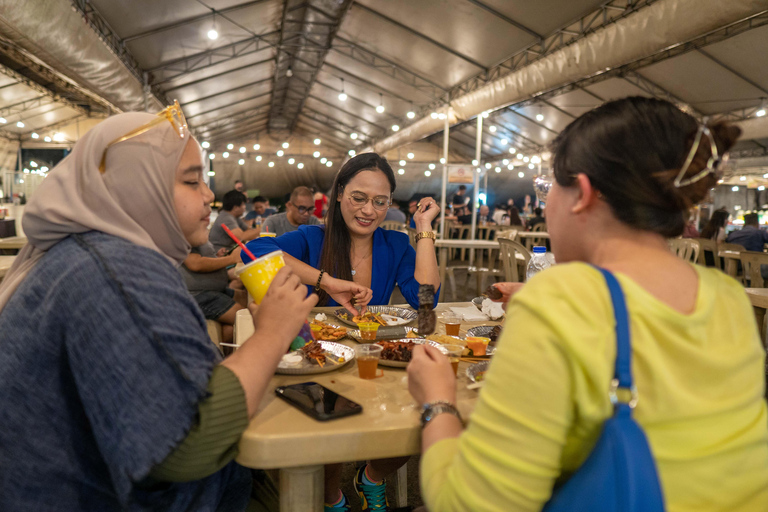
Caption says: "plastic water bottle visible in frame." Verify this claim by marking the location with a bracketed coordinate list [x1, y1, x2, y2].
[526, 246, 555, 281]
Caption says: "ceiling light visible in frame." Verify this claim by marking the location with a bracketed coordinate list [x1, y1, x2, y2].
[489, 125, 496, 133]
[223, 152, 229, 158]
[509, 147, 517, 154]
[277, 150, 284, 157]
[731, 186, 739, 191]
[518, 171, 525, 178]
[207, 29, 218, 40]
[740, 175, 746, 181]
[500, 139, 508, 145]
[528, 163, 535, 169]
[282, 142, 289, 149]
[484, 162, 491, 169]
[430, 112, 438, 119]
[238, 159, 245, 165]
[495, 167, 501, 173]
[53, 132, 65, 142]
[227, 143, 234, 150]
[286, 67, 293, 78]
[268, 161, 275, 167]
[209, 153, 216, 160]
[253, 143, 260, 150]
[320, 157, 327, 164]
[536, 113, 544, 122]
[313, 151, 320, 158]
[208, 171, 215, 177]
[440, 157, 446, 164]
[201, 141, 210, 149]
[429, 163, 436, 170]
[438, 113, 446, 120]
[425, 170, 431, 177]
[517, 154, 524, 160]
[407, 152, 414, 159]
[17, 121, 25, 128]
[298, 163, 304, 169]
[398, 168, 404, 175]
[349, 150, 356, 156]
[326, 161, 332, 167]
[399, 160, 406, 166]
[392, 124, 400, 132]
[376, 93, 385, 113]
[482, 111, 490, 118]
[0, 117, 6, 123]
[41, 166, 48, 172]
[507, 164, 514, 170]
[502, 159, 509, 165]
[757, 109, 766, 117]
[407, 111, 415, 119]
[31, 132, 39, 139]
[759, 186, 766, 191]
[288, 158, 295, 165]
[339, 78, 347, 101]
[239, 146, 246, 153]
[476, 168, 482, 173]
[472, 159, 478, 166]
[256, 155, 262, 161]
[30, 161, 37, 167]
[523, 156, 530, 162]
[350, 132, 358, 139]
[44, 136, 51, 142]
[531, 155, 541, 164]
[314, 138, 321, 145]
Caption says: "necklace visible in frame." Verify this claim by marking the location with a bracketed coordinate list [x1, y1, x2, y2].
[351, 250, 372, 276]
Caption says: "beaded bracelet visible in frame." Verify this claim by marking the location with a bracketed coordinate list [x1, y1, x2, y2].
[315, 269, 325, 292]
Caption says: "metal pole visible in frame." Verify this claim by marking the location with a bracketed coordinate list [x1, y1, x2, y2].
[439, 109, 449, 238]
[471, 115, 481, 243]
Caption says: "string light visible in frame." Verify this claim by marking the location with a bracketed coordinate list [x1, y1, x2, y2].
[17, 121, 25, 128]
[282, 142, 289, 148]
[209, 153, 216, 160]
[298, 163, 304, 169]
[428, 163, 436, 170]
[376, 94, 385, 113]
[398, 168, 405, 175]
[253, 143, 260, 150]
[239, 147, 246, 153]
[268, 161, 275, 167]
[320, 157, 327, 164]
[392, 125, 400, 132]
[425, 170, 431, 177]
[314, 138, 321, 145]
[238, 159, 244, 165]
[407, 152, 414, 159]
[256, 155, 262, 161]
[223, 152, 229, 158]
[508, 147, 517, 154]
[277, 150, 284, 157]
[338, 78, 347, 101]
[227, 143, 234, 150]
[313, 151, 321, 158]
[484, 162, 491, 169]
[489, 126, 496, 133]
[201, 141, 210, 148]
[349, 150, 356, 156]
[31, 133, 39, 139]
[326, 161, 333, 167]
[518, 171, 525, 178]
[407, 111, 415, 119]
[472, 159, 478, 166]
[495, 167, 501, 173]
[350, 133, 358, 139]
[440, 158, 446, 164]
[430, 112, 438, 119]
[288, 158, 295, 165]
[399, 160, 406, 166]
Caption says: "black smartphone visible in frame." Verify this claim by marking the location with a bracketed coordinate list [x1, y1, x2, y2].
[275, 382, 363, 421]
[224, 243, 239, 256]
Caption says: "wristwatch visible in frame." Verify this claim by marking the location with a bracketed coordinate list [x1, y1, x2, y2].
[415, 231, 436, 243]
[420, 400, 463, 428]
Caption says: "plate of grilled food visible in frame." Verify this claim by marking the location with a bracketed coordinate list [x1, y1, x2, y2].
[333, 306, 418, 327]
[374, 339, 447, 368]
[310, 320, 348, 341]
[466, 325, 502, 345]
[276, 340, 354, 375]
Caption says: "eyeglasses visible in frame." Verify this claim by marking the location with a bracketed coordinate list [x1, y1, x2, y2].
[293, 205, 316, 214]
[99, 100, 187, 174]
[344, 189, 391, 211]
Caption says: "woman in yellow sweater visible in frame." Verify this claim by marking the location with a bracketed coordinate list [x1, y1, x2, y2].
[407, 97, 768, 511]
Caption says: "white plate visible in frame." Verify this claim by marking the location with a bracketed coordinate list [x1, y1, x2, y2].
[333, 306, 418, 327]
[276, 341, 354, 375]
[374, 339, 447, 368]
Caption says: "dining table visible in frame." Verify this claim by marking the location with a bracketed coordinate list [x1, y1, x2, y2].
[0, 235, 26, 254]
[0, 255, 16, 281]
[745, 288, 768, 348]
[233, 302, 503, 512]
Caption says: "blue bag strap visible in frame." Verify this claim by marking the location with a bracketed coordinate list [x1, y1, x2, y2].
[594, 268, 633, 393]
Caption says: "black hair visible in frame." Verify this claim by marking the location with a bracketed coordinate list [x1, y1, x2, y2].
[701, 208, 729, 240]
[222, 190, 246, 211]
[534, 207, 542, 216]
[317, 153, 396, 304]
[552, 97, 740, 237]
[744, 213, 759, 226]
[458, 185, 467, 191]
[251, 195, 267, 204]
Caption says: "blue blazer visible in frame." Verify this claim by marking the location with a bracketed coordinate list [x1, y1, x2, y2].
[243, 225, 438, 309]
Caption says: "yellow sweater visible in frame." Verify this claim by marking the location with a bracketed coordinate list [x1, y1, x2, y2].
[422, 263, 768, 511]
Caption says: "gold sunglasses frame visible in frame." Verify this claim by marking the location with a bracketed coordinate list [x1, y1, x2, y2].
[98, 100, 187, 174]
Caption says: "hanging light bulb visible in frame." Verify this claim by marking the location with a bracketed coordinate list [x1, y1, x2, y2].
[320, 157, 327, 164]
[350, 133, 358, 139]
[485, 162, 491, 169]
[238, 158, 245, 165]
[255, 155, 262, 161]
[268, 161, 275, 167]
[239, 146, 246, 153]
[407, 111, 415, 119]
[528, 163, 535, 169]
[500, 138, 508, 145]
[518, 171, 525, 178]
[424, 170, 431, 177]
[338, 78, 347, 101]
[326, 161, 333, 167]
[482, 111, 489, 118]
[349, 150, 356, 156]
[288, 158, 295, 165]
[495, 167, 501, 173]
[376, 94, 385, 113]
[536, 113, 544, 122]
[398, 168, 405, 175]
[297, 163, 304, 169]
[407, 152, 414, 159]
[399, 160, 406, 166]
[31, 132, 39, 139]
[223, 151, 229, 158]
[286, 67, 293, 78]
[489, 125, 497, 133]
[531, 155, 541, 164]
[201, 141, 210, 149]
[313, 151, 321, 158]
[502, 159, 509, 165]
[44, 136, 51, 142]
[314, 138, 321, 145]
[207, 28, 218, 40]
[440, 157, 446, 164]
[507, 164, 514, 170]
[282, 142, 289, 149]
[392, 125, 400, 132]
[429, 163, 436, 170]
[509, 147, 517, 154]
[277, 150, 284, 157]
[253, 143, 260, 150]
[209, 153, 216, 160]
[523, 156, 530, 163]
[17, 121, 25, 128]
[227, 143, 234, 150]
[430, 112, 438, 119]
[0, 117, 6, 123]
[472, 159, 478, 166]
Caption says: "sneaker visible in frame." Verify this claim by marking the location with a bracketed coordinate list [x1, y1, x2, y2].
[324, 491, 351, 512]
[353, 465, 389, 511]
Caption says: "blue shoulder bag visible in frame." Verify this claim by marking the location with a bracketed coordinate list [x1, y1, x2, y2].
[543, 268, 665, 512]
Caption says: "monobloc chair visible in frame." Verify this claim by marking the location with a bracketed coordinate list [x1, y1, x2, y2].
[668, 238, 700, 264]
[693, 237, 718, 267]
[740, 251, 768, 287]
[380, 220, 405, 232]
[498, 237, 532, 283]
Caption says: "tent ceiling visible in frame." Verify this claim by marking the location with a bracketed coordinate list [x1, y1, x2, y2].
[0, 0, 767, 200]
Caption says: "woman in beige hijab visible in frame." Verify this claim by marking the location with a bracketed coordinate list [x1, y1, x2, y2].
[0, 107, 315, 511]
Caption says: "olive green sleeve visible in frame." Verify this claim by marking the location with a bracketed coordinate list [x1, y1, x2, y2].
[149, 365, 249, 482]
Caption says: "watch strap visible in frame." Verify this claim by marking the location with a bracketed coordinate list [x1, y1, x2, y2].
[415, 231, 436, 242]
[420, 400, 463, 428]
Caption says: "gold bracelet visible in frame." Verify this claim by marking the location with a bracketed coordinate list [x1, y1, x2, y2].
[415, 231, 436, 242]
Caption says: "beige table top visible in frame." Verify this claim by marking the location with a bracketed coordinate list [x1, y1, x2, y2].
[0, 255, 16, 278]
[516, 232, 550, 238]
[434, 239, 499, 249]
[233, 302, 501, 469]
[746, 288, 768, 309]
[0, 236, 26, 250]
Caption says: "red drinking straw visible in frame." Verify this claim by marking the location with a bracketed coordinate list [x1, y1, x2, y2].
[221, 224, 257, 261]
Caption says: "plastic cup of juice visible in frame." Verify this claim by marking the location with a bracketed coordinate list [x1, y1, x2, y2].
[442, 313, 461, 336]
[442, 344, 464, 376]
[235, 250, 285, 304]
[466, 336, 490, 356]
[357, 322, 380, 341]
[355, 344, 384, 379]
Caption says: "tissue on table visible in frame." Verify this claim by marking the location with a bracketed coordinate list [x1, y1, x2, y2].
[481, 298, 505, 320]
[314, 313, 327, 322]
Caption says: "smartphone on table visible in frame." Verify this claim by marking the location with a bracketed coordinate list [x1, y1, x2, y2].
[275, 382, 363, 421]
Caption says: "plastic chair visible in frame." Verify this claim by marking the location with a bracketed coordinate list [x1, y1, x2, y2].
[532, 223, 548, 232]
[693, 237, 718, 267]
[405, 227, 417, 249]
[717, 242, 744, 278]
[740, 251, 768, 287]
[498, 237, 531, 282]
[380, 220, 405, 232]
[668, 238, 699, 264]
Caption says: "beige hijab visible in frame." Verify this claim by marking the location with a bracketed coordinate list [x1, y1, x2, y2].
[0, 112, 194, 311]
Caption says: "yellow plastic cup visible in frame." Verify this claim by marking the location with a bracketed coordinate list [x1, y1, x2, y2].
[236, 250, 285, 304]
[259, 232, 277, 238]
[357, 322, 380, 341]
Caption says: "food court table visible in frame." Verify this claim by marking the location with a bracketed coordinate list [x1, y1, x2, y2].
[746, 288, 768, 348]
[233, 302, 502, 512]
[0, 236, 26, 254]
[0, 255, 16, 281]
[434, 239, 500, 301]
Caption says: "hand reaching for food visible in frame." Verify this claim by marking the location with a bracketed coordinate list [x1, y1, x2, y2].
[486, 282, 525, 307]
[251, 267, 318, 350]
[322, 275, 372, 316]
